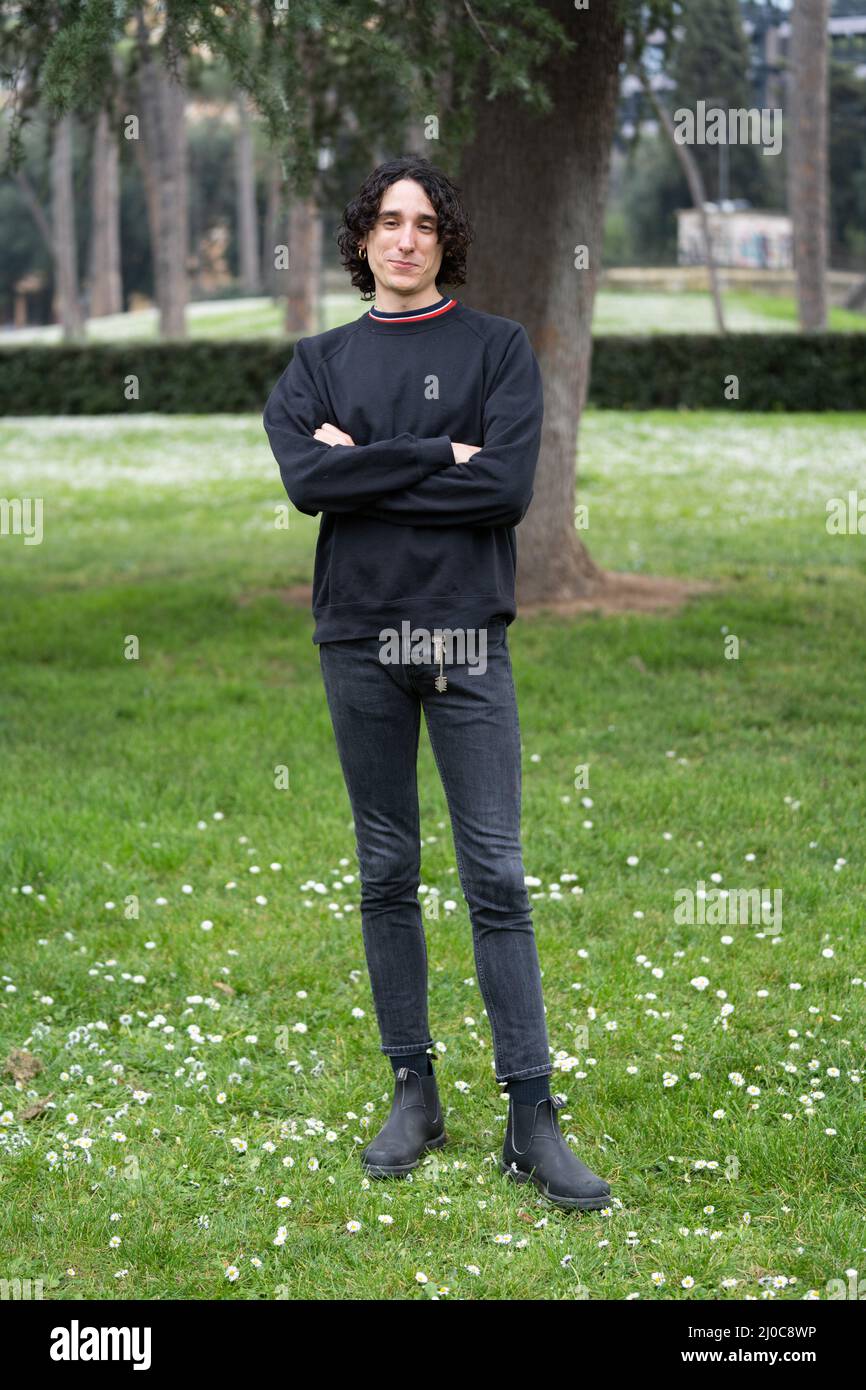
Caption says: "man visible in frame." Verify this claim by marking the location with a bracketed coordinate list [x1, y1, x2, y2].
[263, 155, 611, 1211]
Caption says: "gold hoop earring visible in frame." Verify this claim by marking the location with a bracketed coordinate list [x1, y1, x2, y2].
[359, 246, 366, 260]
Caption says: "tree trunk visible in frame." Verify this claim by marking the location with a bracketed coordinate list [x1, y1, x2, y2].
[457, 0, 625, 601]
[405, 115, 428, 153]
[262, 155, 283, 300]
[88, 106, 123, 317]
[14, 169, 53, 251]
[50, 113, 84, 339]
[235, 91, 261, 294]
[134, 12, 190, 338]
[642, 78, 726, 334]
[283, 194, 323, 335]
[789, 0, 830, 331]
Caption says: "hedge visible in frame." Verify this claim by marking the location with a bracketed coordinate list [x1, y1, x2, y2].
[0, 333, 864, 414]
[588, 333, 866, 411]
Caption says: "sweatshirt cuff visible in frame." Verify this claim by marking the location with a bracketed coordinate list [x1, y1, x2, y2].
[414, 436, 454, 481]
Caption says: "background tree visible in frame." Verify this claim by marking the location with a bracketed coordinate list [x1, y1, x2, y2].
[618, 135, 690, 265]
[672, 0, 767, 205]
[788, 0, 831, 331]
[828, 61, 866, 272]
[454, 0, 630, 599]
[234, 91, 261, 297]
[2, 0, 676, 606]
[88, 100, 123, 317]
[131, 3, 190, 337]
[634, 64, 727, 333]
[49, 110, 83, 336]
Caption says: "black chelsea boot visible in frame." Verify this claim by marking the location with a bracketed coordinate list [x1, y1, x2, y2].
[360, 1065, 447, 1178]
[500, 1092, 611, 1210]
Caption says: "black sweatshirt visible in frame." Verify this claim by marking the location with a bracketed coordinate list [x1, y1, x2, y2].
[262, 292, 543, 644]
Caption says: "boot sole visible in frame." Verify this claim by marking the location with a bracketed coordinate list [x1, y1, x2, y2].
[361, 1129, 448, 1178]
[499, 1158, 610, 1210]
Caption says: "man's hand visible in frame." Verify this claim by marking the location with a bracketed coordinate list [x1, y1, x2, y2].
[313, 422, 481, 466]
[452, 442, 482, 464]
[315, 422, 355, 446]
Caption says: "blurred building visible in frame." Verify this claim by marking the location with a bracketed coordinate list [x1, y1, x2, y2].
[676, 204, 793, 269]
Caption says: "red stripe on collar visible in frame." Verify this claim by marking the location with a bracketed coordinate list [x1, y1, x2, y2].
[368, 298, 457, 323]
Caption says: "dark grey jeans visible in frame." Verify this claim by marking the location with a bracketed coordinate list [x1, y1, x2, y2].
[317, 620, 552, 1084]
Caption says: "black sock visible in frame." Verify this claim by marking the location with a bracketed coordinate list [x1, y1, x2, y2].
[390, 1050, 432, 1077]
[508, 1073, 551, 1106]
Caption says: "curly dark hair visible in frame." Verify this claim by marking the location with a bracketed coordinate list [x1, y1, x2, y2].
[337, 155, 473, 301]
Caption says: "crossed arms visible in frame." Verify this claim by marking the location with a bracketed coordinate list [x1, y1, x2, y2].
[262, 325, 543, 528]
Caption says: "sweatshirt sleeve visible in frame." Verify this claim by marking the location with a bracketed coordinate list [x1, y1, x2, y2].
[262, 339, 455, 516]
[353, 325, 543, 529]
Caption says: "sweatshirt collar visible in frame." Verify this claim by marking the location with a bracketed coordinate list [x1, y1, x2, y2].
[363, 293, 460, 335]
[367, 293, 458, 324]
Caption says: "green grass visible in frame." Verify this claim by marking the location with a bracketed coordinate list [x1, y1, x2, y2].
[1, 409, 864, 1300]
[3, 286, 863, 345]
[592, 289, 866, 334]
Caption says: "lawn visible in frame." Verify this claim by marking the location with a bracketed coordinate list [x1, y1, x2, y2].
[2, 286, 863, 344]
[0, 409, 864, 1300]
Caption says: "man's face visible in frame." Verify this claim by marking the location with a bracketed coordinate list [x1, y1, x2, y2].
[359, 178, 444, 300]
